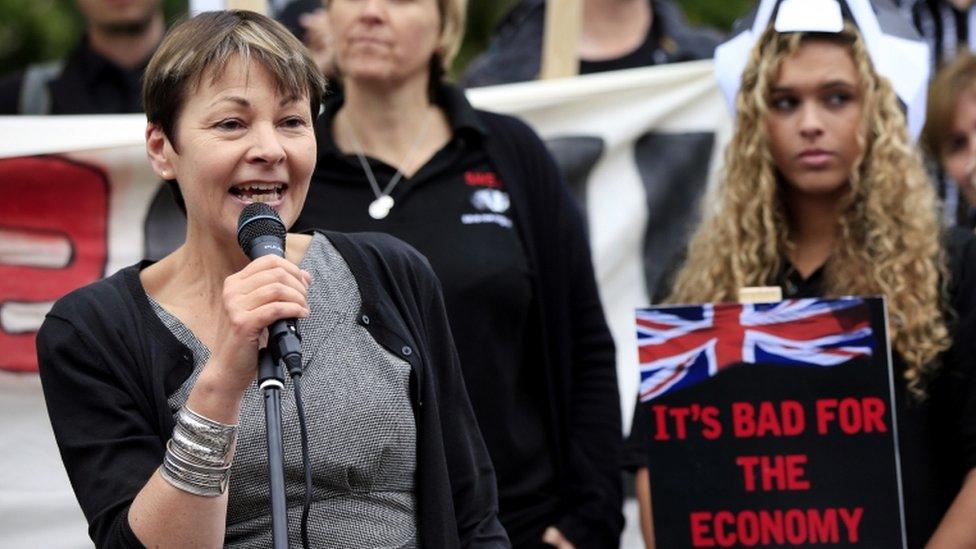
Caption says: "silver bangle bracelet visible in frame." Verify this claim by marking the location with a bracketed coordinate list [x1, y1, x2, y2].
[161, 440, 232, 497]
[172, 406, 237, 465]
[159, 406, 238, 497]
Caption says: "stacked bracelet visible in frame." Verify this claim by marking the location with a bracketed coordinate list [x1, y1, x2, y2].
[160, 406, 238, 497]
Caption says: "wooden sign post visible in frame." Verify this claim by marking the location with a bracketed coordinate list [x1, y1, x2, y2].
[226, 0, 267, 14]
[540, 0, 583, 80]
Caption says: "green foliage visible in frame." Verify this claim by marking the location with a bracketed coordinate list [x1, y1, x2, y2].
[675, 0, 754, 31]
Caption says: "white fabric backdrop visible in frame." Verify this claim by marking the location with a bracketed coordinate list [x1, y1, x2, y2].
[0, 60, 731, 547]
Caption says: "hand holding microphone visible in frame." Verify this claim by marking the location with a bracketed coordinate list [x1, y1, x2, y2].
[207, 205, 311, 393]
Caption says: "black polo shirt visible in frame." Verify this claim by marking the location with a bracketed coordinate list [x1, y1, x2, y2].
[294, 86, 561, 544]
[0, 36, 148, 115]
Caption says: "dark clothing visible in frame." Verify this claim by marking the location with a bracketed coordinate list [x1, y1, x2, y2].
[298, 90, 554, 544]
[36, 230, 509, 548]
[295, 84, 623, 547]
[898, 0, 974, 68]
[0, 36, 148, 115]
[626, 227, 976, 549]
[460, 0, 724, 88]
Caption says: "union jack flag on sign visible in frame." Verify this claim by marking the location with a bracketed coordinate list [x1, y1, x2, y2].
[637, 298, 875, 402]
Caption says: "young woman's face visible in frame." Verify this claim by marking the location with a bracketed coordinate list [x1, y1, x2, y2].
[329, 0, 441, 88]
[765, 39, 864, 198]
[148, 55, 316, 240]
[941, 86, 976, 206]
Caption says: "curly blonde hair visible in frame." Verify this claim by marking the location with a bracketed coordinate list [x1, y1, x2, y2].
[668, 25, 951, 399]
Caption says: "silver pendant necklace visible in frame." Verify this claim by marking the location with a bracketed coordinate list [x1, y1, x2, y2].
[345, 109, 434, 220]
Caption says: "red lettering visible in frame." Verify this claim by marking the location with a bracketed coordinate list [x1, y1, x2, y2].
[700, 405, 722, 439]
[817, 398, 887, 434]
[816, 399, 838, 434]
[862, 397, 887, 433]
[759, 510, 785, 545]
[780, 400, 805, 435]
[670, 406, 691, 439]
[839, 507, 864, 542]
[690, 512, 715, 547]
[690, 508, 858, 546]
[735, 456, 759, 492]
[732, 402, 755, 437]
[785, 455, 810, 490]
[737, 511, 760, 546]
[714, 511, 736, 547]
[652, 405, 670, 441]
[761, 455, 788, 491]
[0, 156, 108, 372]
[807, 508, 840, 543]
[756, 402, 783, 436]
[464, 171, 504, 189]
[784, 509, 807, 544]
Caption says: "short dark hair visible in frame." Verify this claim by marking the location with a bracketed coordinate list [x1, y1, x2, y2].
[143, 9, 326, 146]
[142, 10, 326, 214]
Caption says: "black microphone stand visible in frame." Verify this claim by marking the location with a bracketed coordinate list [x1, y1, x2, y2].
[258, 348, 288, 549]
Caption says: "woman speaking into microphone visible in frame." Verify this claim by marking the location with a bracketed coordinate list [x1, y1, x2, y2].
[36, 10, 506, 548]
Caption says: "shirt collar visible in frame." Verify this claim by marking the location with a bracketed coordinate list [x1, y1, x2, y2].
[316, 82, 487, 161]
[70, 34, 153, 86]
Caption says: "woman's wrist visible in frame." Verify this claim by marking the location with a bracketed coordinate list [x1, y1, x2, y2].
[186, 365, 249, 425]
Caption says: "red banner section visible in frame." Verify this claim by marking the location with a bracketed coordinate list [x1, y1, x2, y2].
[0, 156, 108, 373]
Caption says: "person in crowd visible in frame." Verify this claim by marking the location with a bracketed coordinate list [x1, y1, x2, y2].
[626, 17, 976, 549]
[291, 0, 623, 547]
[460, 0, 723, 88]
[899, 0, 976, 68]
[276, 0, 336, 78]
[36, 10, 508, 548]
[924, 52, 976, 226]
[0, 0, 165, 114]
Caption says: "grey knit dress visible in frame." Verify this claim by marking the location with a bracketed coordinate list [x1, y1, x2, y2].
[151, 233, 418, 548]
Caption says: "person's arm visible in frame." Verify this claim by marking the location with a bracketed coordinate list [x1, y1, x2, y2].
[635, 467, 656, 549]
[522, 125, 622, 547]
[416, 257, 510, 548]
[926, 468, 976, 548]
[39, 255, 310, 548]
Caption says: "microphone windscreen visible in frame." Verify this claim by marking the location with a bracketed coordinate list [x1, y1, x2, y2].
[237, 203, 287, 253]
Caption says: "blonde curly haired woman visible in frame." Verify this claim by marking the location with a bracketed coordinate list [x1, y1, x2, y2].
[627, 22, 976, 549]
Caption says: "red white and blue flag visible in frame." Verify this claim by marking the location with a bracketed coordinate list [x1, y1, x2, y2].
[637, 298, 875, 402]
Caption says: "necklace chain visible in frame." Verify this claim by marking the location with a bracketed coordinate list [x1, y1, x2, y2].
[344, 108, 435, 209]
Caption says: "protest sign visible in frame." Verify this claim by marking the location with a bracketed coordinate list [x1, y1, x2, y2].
[636, 297, 905, 548]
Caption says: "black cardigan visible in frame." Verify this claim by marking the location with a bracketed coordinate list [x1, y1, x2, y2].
[36, 230, 509, 548]
[468, 108, 624, 545]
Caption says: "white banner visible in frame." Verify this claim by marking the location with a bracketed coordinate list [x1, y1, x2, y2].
[0, 60, 731, 547]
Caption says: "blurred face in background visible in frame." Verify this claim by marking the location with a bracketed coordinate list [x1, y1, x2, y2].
[76, 0, 161, 35]
[942, 85, 976, 206]
[766, 39, 864, 198]
[329, 0, 442, 88]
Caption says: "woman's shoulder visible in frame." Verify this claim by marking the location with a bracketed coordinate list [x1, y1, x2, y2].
[943, 226, 976, 319]
[45, 265, 141, 327]
[474, 108, 542, 145]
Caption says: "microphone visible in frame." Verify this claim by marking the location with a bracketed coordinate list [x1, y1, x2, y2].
[237, 203, 303, 376]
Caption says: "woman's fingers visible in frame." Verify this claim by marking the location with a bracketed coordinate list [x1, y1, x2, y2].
[221, 255, 312, 340]
[231, 264, 310, 298]
[237, 282, 309, 315]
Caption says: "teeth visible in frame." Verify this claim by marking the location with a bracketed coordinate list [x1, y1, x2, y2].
[229, 182, 286, 203]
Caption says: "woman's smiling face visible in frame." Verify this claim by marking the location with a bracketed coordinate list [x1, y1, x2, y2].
[148, 54, 316, 239]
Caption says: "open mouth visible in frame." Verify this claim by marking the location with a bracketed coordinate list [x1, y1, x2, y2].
[229, 182, 287, 204]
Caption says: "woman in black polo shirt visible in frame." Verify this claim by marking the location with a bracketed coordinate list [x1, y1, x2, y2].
[293, 1, 623, 547]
